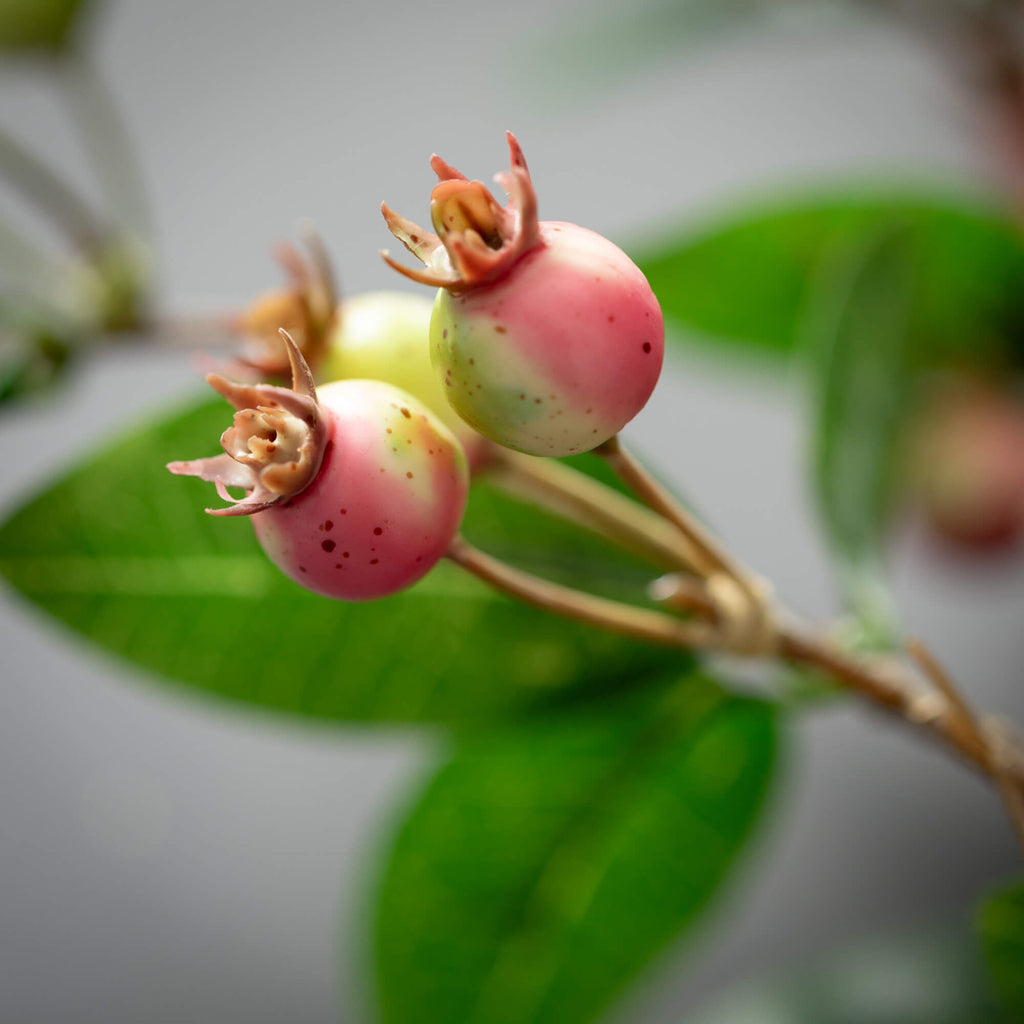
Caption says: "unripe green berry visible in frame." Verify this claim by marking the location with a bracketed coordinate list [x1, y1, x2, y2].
[320, 290, 491, 468]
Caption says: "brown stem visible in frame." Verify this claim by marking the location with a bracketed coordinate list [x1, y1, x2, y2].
[445, 535, 714, 649]
[908, 638, 1024, 852]
[485, 448, 701, 572]
[448, 528, 1024, 821]
[779, 626, 1024, 804]
[517, 436, 1024, 840]
[595, 436, 742, 579]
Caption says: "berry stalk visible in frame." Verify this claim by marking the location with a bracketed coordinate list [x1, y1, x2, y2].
[458, 436, 1024, 852]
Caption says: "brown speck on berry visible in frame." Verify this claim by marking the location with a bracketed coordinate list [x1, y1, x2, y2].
[643, 342, 652, 353]
[401, 407, 411, 418]
[373, 527, 383, 535]
[322, 539, 336, 553]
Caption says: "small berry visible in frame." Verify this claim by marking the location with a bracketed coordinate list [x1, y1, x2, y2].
[911, 380, 1024, 551]
[319, 290, 492, 469]
[382, 133, 664, 457]
[169, 333, 469, 600]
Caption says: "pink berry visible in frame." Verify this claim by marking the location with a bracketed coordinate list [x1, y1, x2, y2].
[169, 334, 469, 600]
[912, 380, 1024, 552]
[382, 133, 664, 458]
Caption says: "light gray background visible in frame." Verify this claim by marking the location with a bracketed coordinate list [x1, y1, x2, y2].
[1, 2, 1022, 1022]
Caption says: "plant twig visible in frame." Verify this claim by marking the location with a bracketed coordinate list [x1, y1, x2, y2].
[485, 448, 701, 572]
[594, 435, 751, 583]
[445, 534, 715, 649]
[778, 625, 1024, 805]
[907, 637, 1024, 852]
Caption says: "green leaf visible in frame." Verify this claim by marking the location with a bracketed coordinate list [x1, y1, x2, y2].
[978, 876, 1024, 1019]
[521, 0, 854, 107]
[0, 0, 89, 50]
[0, 396, 678, 724]
[637, 193, 1024, 369]
[373, 674, 777, 1024]
[803, 225, 918, 638]
[691, 920, 1006, 1024]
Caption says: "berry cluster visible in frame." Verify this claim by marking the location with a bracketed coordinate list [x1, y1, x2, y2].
[170, 135, 665, 599]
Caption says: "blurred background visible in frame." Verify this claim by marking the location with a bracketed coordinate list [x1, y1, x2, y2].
[1, 1, 1023, 1022]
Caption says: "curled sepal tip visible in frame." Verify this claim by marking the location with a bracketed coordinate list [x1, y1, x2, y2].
[167, 331, 328, 517]
[381, 131, 541, 292]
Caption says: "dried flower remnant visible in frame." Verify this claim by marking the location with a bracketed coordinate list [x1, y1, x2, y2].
[168, 332, 327, 516]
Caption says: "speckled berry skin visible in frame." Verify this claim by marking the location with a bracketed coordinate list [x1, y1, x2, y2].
[431, 221, 664, 456]
[319, 290, 492, 469]
[382, 134, 665, 458]
[253, 379, 468, 600]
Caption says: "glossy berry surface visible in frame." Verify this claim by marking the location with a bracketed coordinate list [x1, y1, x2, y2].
[431, 221, 663, 456]
[169, 336, 468, 601]
[382, 133, 664, 457]
[254, 379, 468, 599]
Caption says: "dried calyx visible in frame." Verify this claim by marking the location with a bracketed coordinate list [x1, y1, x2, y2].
[232, 229, 338, 378]
[168, 331, 327, 516]
[381, 131, 541, 291]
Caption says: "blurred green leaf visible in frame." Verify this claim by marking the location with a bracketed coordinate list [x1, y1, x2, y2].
[373, 674, 777, 1024]
[0, 396, 680, 724]
[978, 876, 1024, 1020]
[0, 0, 89, 51]
[638, 194, 1024, 369]
[524, 0, 854, 105]
[690, 920, 1006, 1024]
[803, 225, 917, 639]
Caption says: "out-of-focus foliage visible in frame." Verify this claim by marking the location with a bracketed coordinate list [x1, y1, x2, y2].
[525, 0, 856, 102]
[0, 0, 89, 51]
[638, 195, 1024, 370]
[374, 675, 777, 1024]
[0, 396, 682, 724]
[978, 877, 1024, 1020]
[0, 299, 76, 403]
[803, 226, 916, 638]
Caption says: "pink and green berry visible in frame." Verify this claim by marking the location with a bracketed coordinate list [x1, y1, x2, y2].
[382, 133, 664, 457]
